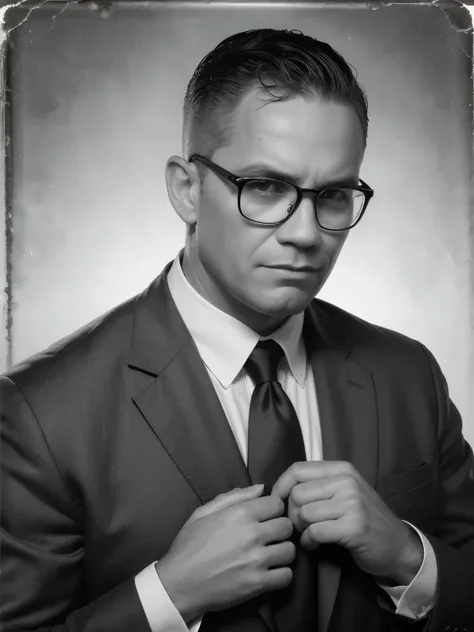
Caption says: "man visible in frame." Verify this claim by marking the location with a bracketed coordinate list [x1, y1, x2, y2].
[1, 28, 473, 632]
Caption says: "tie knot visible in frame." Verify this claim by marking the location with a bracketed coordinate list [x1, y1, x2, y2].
[245, 340, 284, 385]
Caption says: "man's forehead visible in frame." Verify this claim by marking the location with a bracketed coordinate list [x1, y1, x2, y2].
[214, 90, 365, 183]
[229, 89, 364, 150]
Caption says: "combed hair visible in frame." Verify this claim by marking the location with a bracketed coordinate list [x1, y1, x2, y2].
[182, 28, 369, 158]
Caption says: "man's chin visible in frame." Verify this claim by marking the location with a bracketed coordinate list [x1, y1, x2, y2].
[254, 287, 317, 317]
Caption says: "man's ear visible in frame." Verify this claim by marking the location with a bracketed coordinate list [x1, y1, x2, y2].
[165, 155, 201, 226]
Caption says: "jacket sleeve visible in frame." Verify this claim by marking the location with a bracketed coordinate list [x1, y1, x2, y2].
[418, 344, 474, 632]
[0, 375, 152, 632]
[374, 342, 474, 632]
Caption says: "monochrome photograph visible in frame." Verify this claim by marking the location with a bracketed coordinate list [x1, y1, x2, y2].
[0, 1, 473, 631]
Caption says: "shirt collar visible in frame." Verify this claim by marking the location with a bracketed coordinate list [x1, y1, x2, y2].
[167, 255, 307, 389]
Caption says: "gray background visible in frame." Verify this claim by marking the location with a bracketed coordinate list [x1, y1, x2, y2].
[2, 1, 474, 444]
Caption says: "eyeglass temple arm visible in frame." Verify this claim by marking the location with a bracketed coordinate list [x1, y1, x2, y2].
[189, 154, 240, 184]
[191, 154, 374, 197]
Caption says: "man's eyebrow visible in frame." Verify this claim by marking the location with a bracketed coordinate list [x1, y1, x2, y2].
[236, 163, 359, 188]
[237, 162, 301, 182]
[315, 176, 360, 189]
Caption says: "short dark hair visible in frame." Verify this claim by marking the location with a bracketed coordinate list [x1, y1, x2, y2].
[182, 28, 369, 158]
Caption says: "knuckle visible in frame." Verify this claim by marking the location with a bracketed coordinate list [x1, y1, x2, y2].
[245, 545, 264, 572]
[246, 522, 260, 544]
[341, 474, 358, 490]
[308, 523, 319, 539]
[289, 485, 303, 506]
[272, 496, 285, 515]
[340, 461, 355, 474]
[346, 496, 362, 513]
[346, 513, 364, 536]
[251, 548, 266, 569]
[299, 504, 311, 523]
[283, 517, 294, 537]
[290, 462, 305, 477]
[233, 504, 250, 521]
[254, 523, 267, 546]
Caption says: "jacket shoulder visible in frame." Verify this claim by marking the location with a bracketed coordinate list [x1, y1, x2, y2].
[3, 289, 141, 394]
[312, 298, 434, 365]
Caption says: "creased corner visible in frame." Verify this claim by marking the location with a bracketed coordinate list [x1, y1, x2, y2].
[462, 4, 474, 32]
[2, 0, 54, 38]
[370, 0, 473, 39]
[420, 0, 474, 61]
[434, 0, 473, 34]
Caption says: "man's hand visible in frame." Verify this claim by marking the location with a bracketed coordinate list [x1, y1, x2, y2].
[156, 485, 295, 624]
[271, 461, 423, 585]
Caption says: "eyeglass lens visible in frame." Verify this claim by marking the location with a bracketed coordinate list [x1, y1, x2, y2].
[240, 179, 365, 229]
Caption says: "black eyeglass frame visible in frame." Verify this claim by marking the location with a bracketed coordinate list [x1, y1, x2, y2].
[189, 153, 374, 231]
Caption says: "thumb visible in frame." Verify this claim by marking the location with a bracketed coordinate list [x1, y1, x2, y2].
[188, 484, 265, 523]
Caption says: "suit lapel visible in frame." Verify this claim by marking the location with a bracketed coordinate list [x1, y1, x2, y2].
[129, 263, 252, 505]
[304, 303, 379, 632]
[133, 341, 254, 504]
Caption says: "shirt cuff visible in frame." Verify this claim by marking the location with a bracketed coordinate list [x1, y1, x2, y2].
[376, 522, 438, 619]
[135, 562, 203, 632]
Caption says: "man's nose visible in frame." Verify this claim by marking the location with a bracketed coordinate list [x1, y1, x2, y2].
[275, 196, 323, 248]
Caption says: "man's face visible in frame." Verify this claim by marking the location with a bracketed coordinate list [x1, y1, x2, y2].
[191, 90, 366, 330]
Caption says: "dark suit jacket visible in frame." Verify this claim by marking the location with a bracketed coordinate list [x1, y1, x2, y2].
[1, 261, 474, 632]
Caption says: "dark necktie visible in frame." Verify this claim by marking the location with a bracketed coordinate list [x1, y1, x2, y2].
[245, 340, 317, 632]
[246, 340, 306, 493]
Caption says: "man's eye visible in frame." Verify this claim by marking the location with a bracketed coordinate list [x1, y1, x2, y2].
[319, 189, 348, 202]
[247, 179, 286, 195]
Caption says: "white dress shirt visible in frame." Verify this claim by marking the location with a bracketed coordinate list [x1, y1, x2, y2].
[134, 255, 438, 631]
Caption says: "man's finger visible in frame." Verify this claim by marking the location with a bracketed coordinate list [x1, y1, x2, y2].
[189, 484, 265, 523]
[298, 498, 343, 526]
[271, 460, 359, 500]
[300, 520, 344, 550]
[289, 474, 361, 509]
